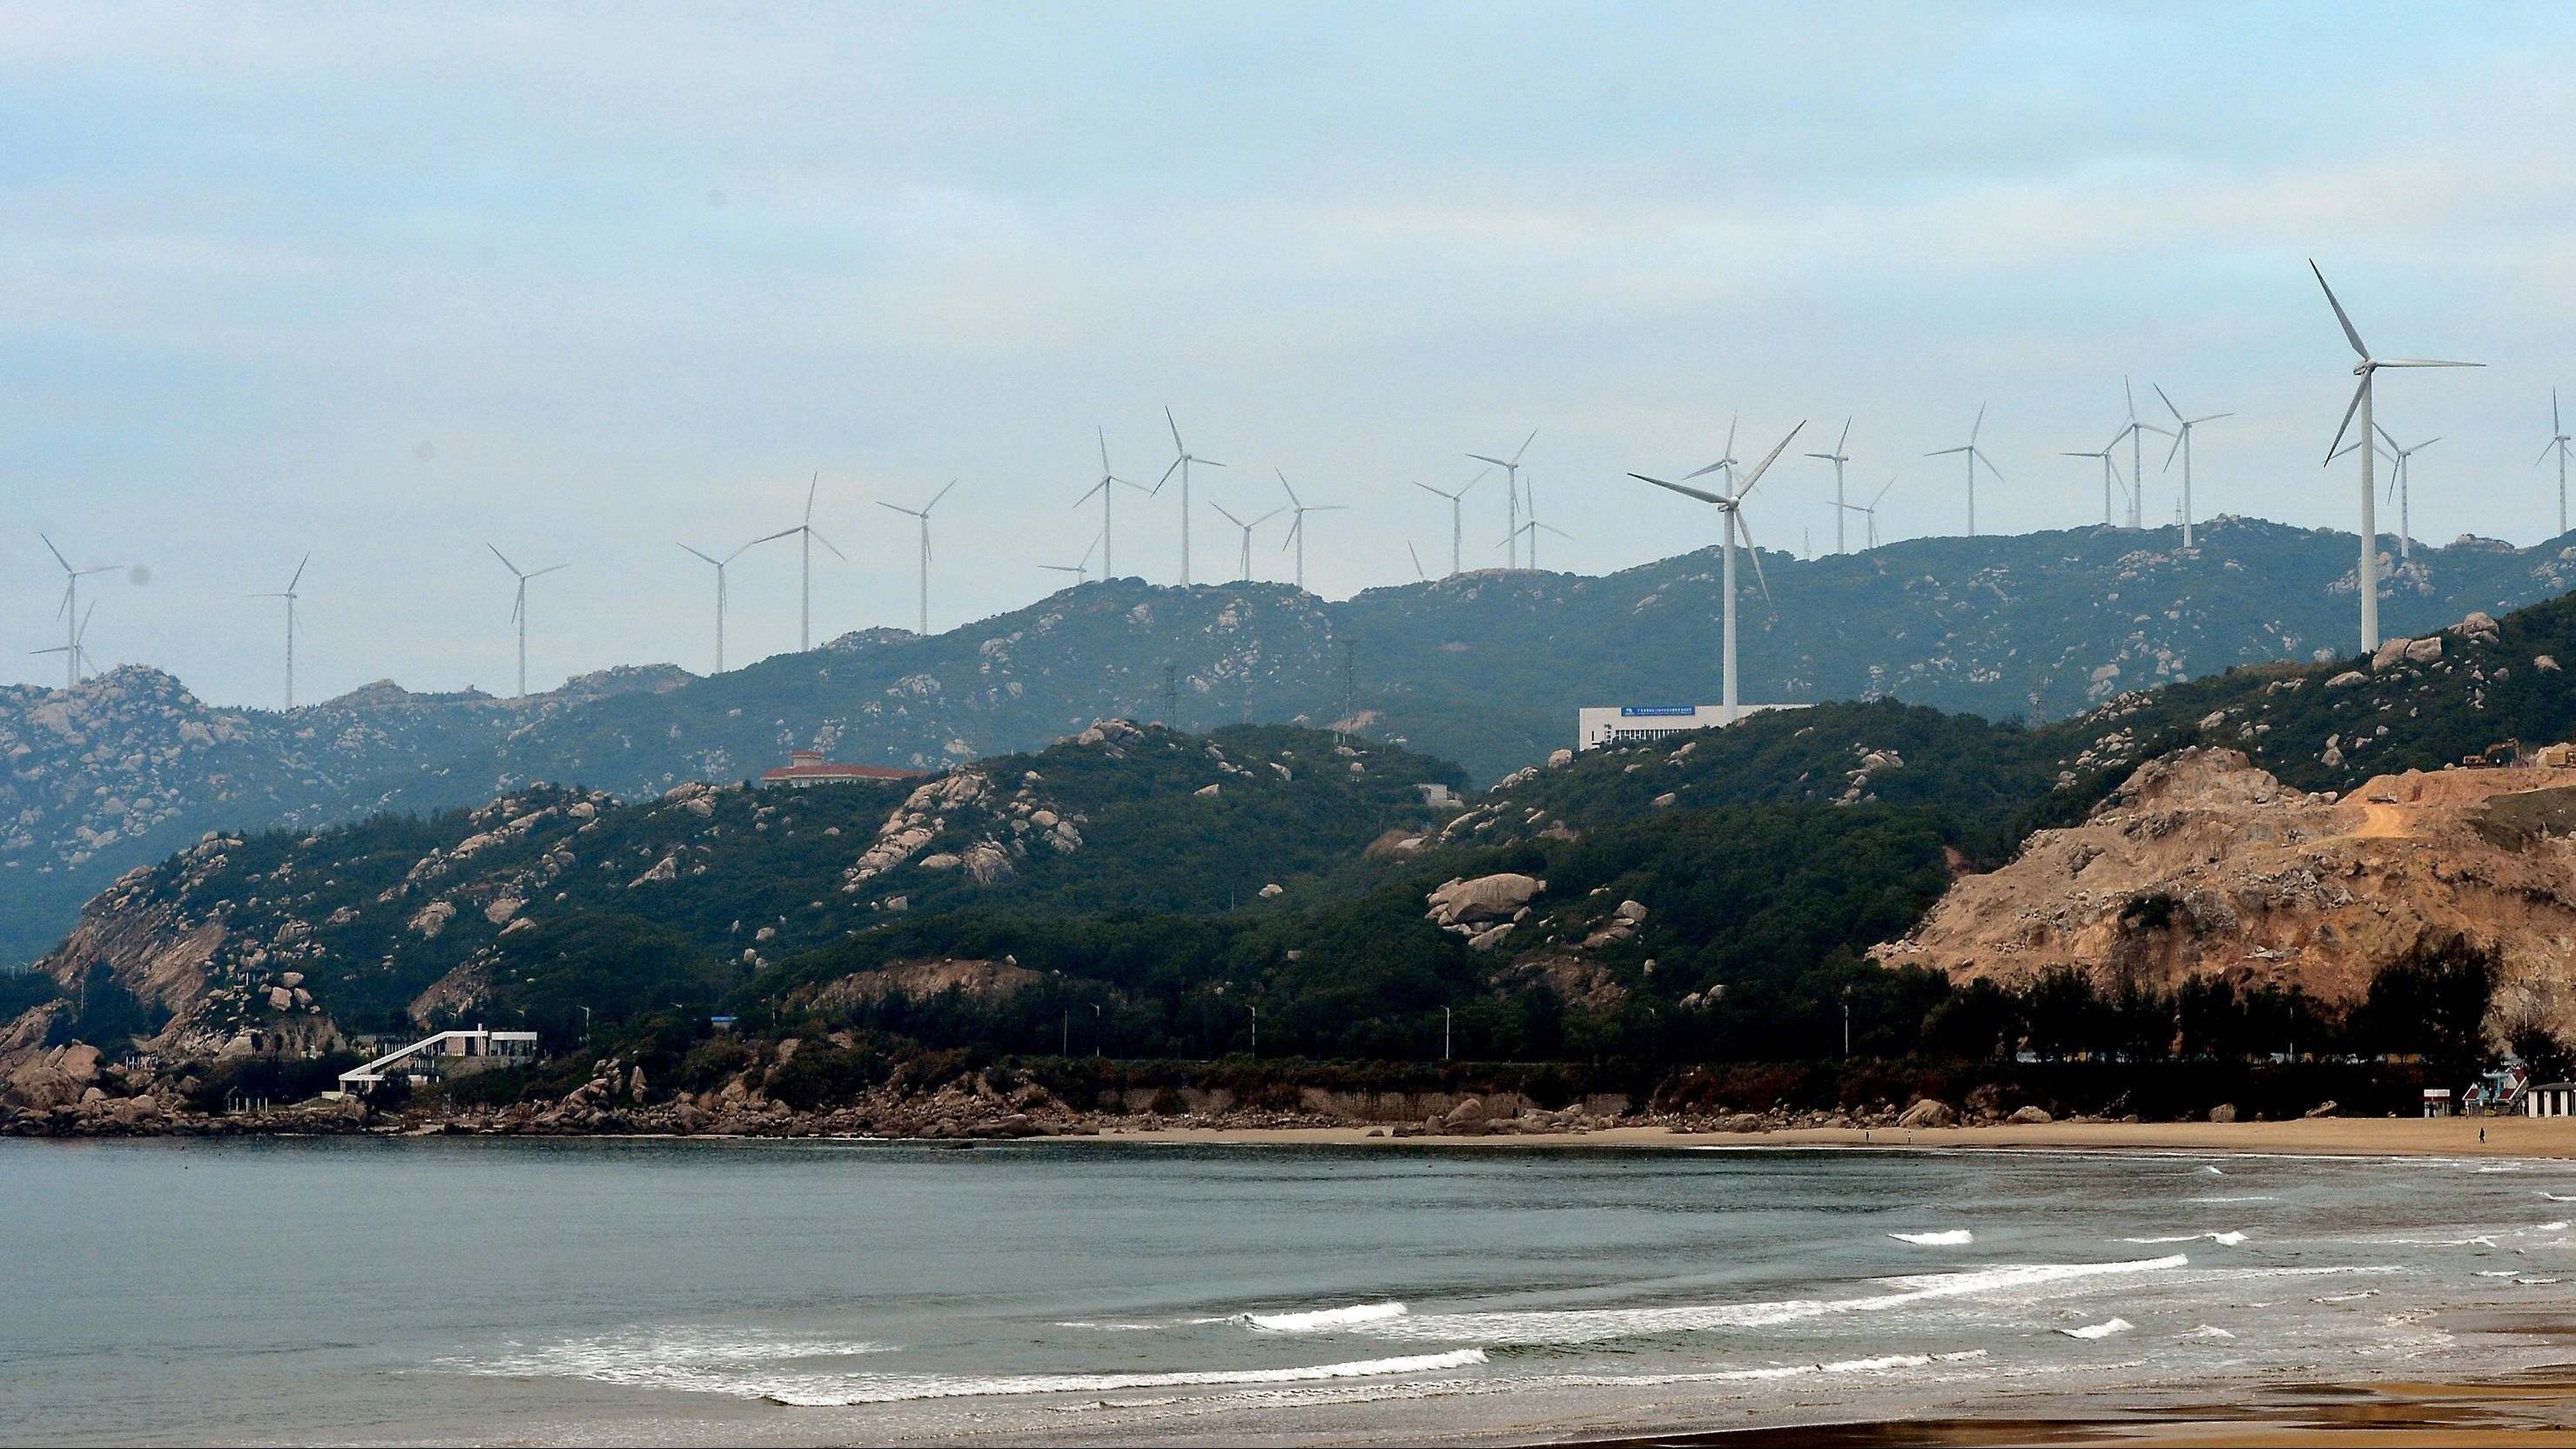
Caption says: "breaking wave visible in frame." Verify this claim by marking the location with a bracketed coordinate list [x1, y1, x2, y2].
[1889, 1230, 1974, 1245]
[1243, 1303, 1409, 1332]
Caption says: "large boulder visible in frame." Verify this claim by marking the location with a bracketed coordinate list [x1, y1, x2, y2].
[1896, 1098, 1958, 1129]
[2006, 1104, 2054, 1125]
[1425, 873, 1546, 927]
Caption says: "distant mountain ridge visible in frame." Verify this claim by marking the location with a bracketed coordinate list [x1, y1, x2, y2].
[3, 515, 2573, 961]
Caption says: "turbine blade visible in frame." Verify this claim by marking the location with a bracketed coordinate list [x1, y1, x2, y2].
[2163, 429, 2183, 471]
[1196, 457, 1227, 469]
[678, 543, 720, 565]
[1075, 479, 1106, 507]
[1212, 502, 1245, 528]
[2310, 259, 2372, 358]
[926, 479, 958, 512]
[2156, 383, 2183, 423]
[877, 501, 919, 517]
[2194, 412, 2234, 424]
[2325, 376, 2369, 462]
[2375, 359, 2483, 368]
[1926, 446, 1968, 457]
[1099, 424, 1112, 475]
[1166, 406, 1185, 455]
[1974, 448, 2006, 484]
[1457, 468, 1487, 495]
[1683, 461, 1731, 479]
[40, 534, 69, 572]
[487, 542, 520, 576]
[1464, 453, 1510, 468]
[1511, 428, 1536, 466]
[1736, 514, 1772, 602]
[528, 563, 569, 578]
[1633, 474, 1725, 505]
[1970, 401, 1986, 445]
[1836, 416, 1852, 453]
[804, 472, 819, 525]
[1277, 470, 1301, 508]
[1873, 476, 1897, 507]
[1732, 421, 1806, 497]
[809, 530, 847, 561]
[1153, 457, 1180, 493]
[1408, 543, 1426, 579]
[1411, 481, 1449, 499]
[287, 553, 309, 591]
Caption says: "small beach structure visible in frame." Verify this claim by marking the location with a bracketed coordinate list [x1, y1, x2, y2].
[336, 1026, 538, 1095]
[2422, 1088, 2454, 1117]
[2526, 1082, 2576, 1116]
[757, 750, 932, 788]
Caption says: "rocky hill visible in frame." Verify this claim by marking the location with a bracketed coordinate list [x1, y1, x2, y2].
[7, 514, 2576, 966]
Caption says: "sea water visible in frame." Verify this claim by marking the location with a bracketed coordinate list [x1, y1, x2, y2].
[5, 1136, 2576, 1445]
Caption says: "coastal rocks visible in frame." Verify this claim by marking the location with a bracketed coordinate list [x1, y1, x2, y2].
[1896, 1098, 1958, 1129]
[2209, 1103, 2239, 1123]
[4, 1041, 101, 1109]
[2006, 1105, 2054, 1125]
[1424, 873, 1545, 928]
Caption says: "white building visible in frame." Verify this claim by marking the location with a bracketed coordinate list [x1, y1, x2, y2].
[1576, 704, 1808, 751]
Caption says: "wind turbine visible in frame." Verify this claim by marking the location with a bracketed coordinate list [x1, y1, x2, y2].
[1209, 501, 1283, 583]
[1504, 475, 1570, 570]
[2062, 443, 2127, 526]
[1465, 429, 1537, 569]
[486, 544, 568, 700]
[1806, 418, 1853, 553]
[2154, 386, 2232, 550]
[877, 481, 957, 637]
[1077, 428, 1150, 578]
[1411, 469, 1486, 576]
[677, 529, 793, 675]
[30, 602, 94, 688]
[1632, 421, 1805, 724]
[1925, 405, 2005, 536]
[2108, 379, 2170, 529]
[38, 536, 118, 691]
[1276, 472, 1343, 593]
[779, 475, 845, 652]
[1836, 476, 1899, 549]
[1040, 533, 1102, 588]
[2540, 390, 2573, 536]
[1156, 410, 1224, 586]
[2311, 260, 2481, 654]
[2374, 423, 2438, 562]
[1407, 543, 1429, 581]
[249, 554, 310, 708]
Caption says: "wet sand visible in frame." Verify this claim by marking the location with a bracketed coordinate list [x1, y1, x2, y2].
[1094, 1114, 2576, 1160]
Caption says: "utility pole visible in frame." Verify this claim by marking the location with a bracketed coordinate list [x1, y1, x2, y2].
[1249, 1005, 1258, 1058]
[1842, 986, 1852, 1058]
[1342, 639, 1355, 728]
[1092, 1003, 1101, 1058]
[578, 1005, 592, 1049]
[1164, 663, 1178, 726]
[1443, 1006, 1451, 1061]
[1062, 1010, 1069, 1057]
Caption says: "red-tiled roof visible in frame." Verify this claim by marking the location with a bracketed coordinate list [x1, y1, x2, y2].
[758, 762, 932, 783]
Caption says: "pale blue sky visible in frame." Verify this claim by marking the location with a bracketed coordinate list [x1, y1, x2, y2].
[9, 3, 2575, 704]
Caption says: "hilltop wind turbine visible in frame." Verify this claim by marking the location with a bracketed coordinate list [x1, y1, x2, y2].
[1806, 418, 1853, 553]
[878, 481, 957, 637]
[1465, 429, 1537, 569]
[1926, 405, 2005, 536]
[678, 529, 793, 674]
[1156, 410, 1224, 586]
[2541, 391, 2574, 536]
[1077, 428, 1151, 578]
[1209, 501, 1283, 582]
[778, 475, 845, 652]
[1411, 469, 1486, 576]
[486, 544, 568, 700]
[2108, 380, 2170, 529]
[2311, 260, 2481, 654]
[1040, 533, 1102, 588]
[38, 536, 118, 691]
[1407, 543, 1429, 581]
[2063, 443, 2127, 526]
[2374, 423, 2438, 562]
[1835, 476, 1900, 549]
[2154, 387, 2231, 550]
[249, 554, 310, 708]
[1632, 421, 1806, 724]
[1504, 476, 1570, 570]
[1277, 472, 1343, 593]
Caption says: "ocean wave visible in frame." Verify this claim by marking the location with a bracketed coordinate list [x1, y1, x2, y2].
[1889, 1230, 1973, 1246]
[2119, 1231, 2248, 1246]
[1243, 1303, 1409, 1332]
[448, 1334, 1485, 1405]
[2543, 1192, 2576, 1202]
[2179, 1324, 2235, 1340]
[2184, 1196, 2277, 1203]
[1056, 1322, 1160, 1331]
[2058, 1318, 2131, 1339]
[1328, 1257, 2190, 1347]
[1544, 1350, 1989, 1387]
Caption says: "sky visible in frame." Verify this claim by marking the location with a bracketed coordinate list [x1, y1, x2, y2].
[10, 2, 2576, 708]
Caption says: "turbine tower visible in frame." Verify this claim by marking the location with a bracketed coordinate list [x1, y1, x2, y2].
[249, 553, 310, 708]
[1276, 472, 1343, 593]
[2063, 444, 2126, 526]
[486, 544, 568, 700]
[1504, 476, 1570, 570]
[1926, 405, 2004, 536]
[1156, 410, 1224, 586]
[2154, 387, 2231, 550]
[30, 603, 94, 689]
[2374, 423, 2438, 562]
[2108, 380, 2169, 529]
[1465, 430, 1537, 569]
[1411, 469, 1486, 576]
[877, 480, 957, 637]
[1632, 420, 1806, 724]
[1806, 418, 1853, 553]
[2311, 260, 2480, 654]
[1209, 501, 1283, 582]
[1835, 476, 1899, 549]
[2540, 390, 2573, 537]
[780, 475, 845, 652]
[38, 536, 117, 691]
[1077, 428, 1149, 578]
[678, 529, 792, 674]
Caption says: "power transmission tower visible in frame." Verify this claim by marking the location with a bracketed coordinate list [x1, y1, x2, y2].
[1163, 663, 1178, 725]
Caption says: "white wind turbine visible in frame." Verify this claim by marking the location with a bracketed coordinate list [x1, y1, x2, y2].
[1077, 428, 1151, 579]
[2311, 260, 2481, 654]
[2062, 442, 2127, 526]
[2374, 423, 2438, 562]
[1209, 501, 1283, 583]
[1040, 533, 1102, 588]
[2154, 386, 2231, 550]
[2108, 379, 2169, 529]
[1806, 418, 1853, 553]
[1835, 476, 1899, 549]
[2539, 390, 2573, 536]
[1633, 421, 1806, 724]
[779, 475, 846, 652]
[678, 529, 793, 675]
[1157, 410, 1225, 586]
[877, 481, 957, 637]
[1277, 472, 1343, 593]
[38, 536, 118, 691]
[1465, 430, 1537, 569]
[249, 553, 310, 708]
[486, 544, 568, 700]
[1926, 405, 2005, 536]
[1411, 469, 1486, 577]
[30, 603, 94, 689]
[1503, 476, 1570, 570]
[1407, 543, 1429, 581]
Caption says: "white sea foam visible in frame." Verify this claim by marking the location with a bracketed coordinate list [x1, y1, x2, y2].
[2179, 1324, 2235, 1339]
[1889, 1230, 1973, 1245]
[2185, 1196, 2277, 1203]
[2059, 1318, 2132, 1339]
[1243, 1303, 1409, 1332]
[2314, 1290, 2380, 1304]
[2536, 1222, 2571, 1232]
[2120, 1231, 2248, 1246]
[2198, 1165, 2226, 1175]
[2542, 1192, 2576, 1202]
[1331, 1257, 2191, 1347]
[2520, 1277, 2564, 1285]
[1056, 1322, 1160, 1331]
[450, 1333, 1485, 1405]
[2478, 1270, 2519, 1277]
